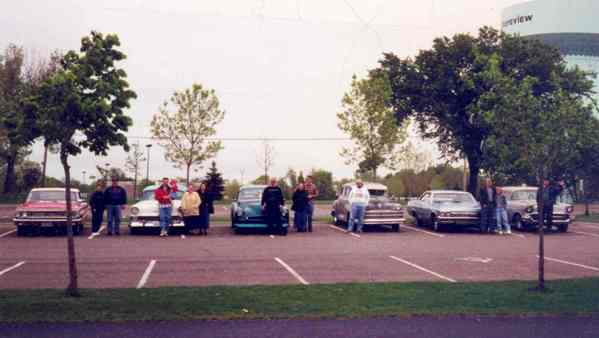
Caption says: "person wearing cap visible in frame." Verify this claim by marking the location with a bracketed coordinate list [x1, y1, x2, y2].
[347, 180, 370, 233]
[103, 176, 127, 236]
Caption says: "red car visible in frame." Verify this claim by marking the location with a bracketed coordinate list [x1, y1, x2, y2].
[13, 188, 89, 236]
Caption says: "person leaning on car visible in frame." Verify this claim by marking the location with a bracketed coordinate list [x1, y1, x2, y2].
[89, 181, 106, 234]
[479, 178, 497, 234]
[537, 179, 565, 227]
[262, 178, 285, 233]
[104, 176, 127, 236]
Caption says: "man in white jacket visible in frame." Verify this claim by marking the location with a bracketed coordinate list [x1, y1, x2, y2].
[347, 180, 370, 233]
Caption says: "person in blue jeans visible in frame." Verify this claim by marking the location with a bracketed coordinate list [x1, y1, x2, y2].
[347, 180, 370, 233]
[103, 176, 127, 236]
[155, 178, 173, 237]
[495, 187, 510, 235]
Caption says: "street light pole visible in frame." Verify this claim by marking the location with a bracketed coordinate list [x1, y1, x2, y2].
[145, 144, 152, 185]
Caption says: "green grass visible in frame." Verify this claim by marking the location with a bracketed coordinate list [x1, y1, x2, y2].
[1, 279, 599, 323]
[576, 214, 599, 223]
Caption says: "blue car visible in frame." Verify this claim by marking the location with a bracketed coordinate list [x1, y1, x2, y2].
[230, 185, 289, 235]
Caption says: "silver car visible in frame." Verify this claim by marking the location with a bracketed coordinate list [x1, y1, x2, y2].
[331, 182, 404, 232]
[501, 186, 574, 232]
[407, 190, 481, 232]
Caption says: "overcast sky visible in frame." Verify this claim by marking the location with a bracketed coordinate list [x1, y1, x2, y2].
[0, 0, 523, 184]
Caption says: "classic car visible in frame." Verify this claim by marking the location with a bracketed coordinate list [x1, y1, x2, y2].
[501, 186, 574, 232]
[128, 184, 185, 234]
[331, 182, 404, 232]
[230, 185, 290, 235]
[407, 190, 481, 232]
[13, 188, 89, 236]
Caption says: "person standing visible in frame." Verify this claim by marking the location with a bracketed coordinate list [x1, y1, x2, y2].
[155, 177, 173, 237]
[89, 182, 106, 234]
[292, 183, 310, 232]
[104, 176, 127, 236]
[304, 175, 319, 232]
[479, 178, 497, 234]
[347, 179, 370, 234]
[197, 183, 214, 236]
[261, 178, 285, 234]
[181, 184, 201, 235]
[537, 179, 565, 228]
[495, 187, 510, 235]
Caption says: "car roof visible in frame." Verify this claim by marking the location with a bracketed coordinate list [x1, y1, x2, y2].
[240, 184, 267, 190]
[342, 182, 387, 190]
[30, 187, 80, 193]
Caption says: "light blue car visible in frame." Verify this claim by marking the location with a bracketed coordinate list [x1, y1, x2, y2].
[230, 185, 289, 235]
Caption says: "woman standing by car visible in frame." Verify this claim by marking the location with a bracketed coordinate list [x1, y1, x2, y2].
[292, 183, 309, 232]
[197, 183, 214, 236]
[181, 184, 201, 235]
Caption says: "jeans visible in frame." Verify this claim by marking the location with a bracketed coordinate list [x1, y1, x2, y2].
[91, 209, 104, 233]
[159, 206, 172, 232]
[106, 205, 122, 234]
[480, 206, 495, 232]
[306, 202, 314, 231]
[496, 207, 510, 232]
[294, 210, 307, 232]
[348, 203, 366, 232]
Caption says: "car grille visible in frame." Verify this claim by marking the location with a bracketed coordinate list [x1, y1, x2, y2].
[448, 212, 478, 218]
[531, 214, 569, 221]
[26, 212, 66, 218]
[365, 210, 403, 219]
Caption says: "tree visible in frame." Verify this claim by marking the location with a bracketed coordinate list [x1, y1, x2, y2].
[125, 142, 146, 200]
[151, 83, 224, 184]
[309, 169, 335, 200]
[256, 140, 275, 184]
[19, 160, 42, 191]
[475, 51, 596, 291]
[30, 31, 136, 296]
[224, 179, 241, 201]
[338, 73, 408, 179]
[377, 27, 592, 196]
[285, 168, 298, 189]
[96, 166, 130, 182]
[204, 161, 224, 201]
[41, 142, 59, 187]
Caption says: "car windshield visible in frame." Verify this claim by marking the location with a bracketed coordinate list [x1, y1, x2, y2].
[432, 193, 474, 203]
[368, 189, 386, 197]
[510, 190, 537, 201]
[238, 188, 263, 201]
[142, 189, 184, 201]
[27, 191, 79, 202]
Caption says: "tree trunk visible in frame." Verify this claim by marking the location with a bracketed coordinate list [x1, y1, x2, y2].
[41, 144, 49, 187]
[467, 158, 479, 197]
[537, 173, 545, 291]
[3, 153, 17, 194]
[61, 151, 79, 297]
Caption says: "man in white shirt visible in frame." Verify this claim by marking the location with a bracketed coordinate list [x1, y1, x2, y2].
[347, 180, 370, 233]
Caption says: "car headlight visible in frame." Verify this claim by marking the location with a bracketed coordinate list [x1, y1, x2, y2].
[130, 207, 140, 216]
[439, 211, 452, 217]
[525, 206, 535, 214]
[566, 206, 573, 213]
[18, 212, 28, 218]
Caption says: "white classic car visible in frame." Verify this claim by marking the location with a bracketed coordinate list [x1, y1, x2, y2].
[128, 184, 184, 234]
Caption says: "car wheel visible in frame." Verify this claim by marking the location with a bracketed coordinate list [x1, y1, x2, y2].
[512, 214, 523, 231]
[558, 224, 569, 233]
[412, 212, 421, 227]
[346, 213, 351, 227]
[16, 225, 26, 237]
[392, 224, 400, 232]
[432, 216, 442, 232]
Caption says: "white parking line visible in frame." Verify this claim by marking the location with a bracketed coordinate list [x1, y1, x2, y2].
[136, 259, 157, 289]
[88, 226, 106, 239]
[539, 256, 599, 272]
[389, 256, 457, 283]
[508, 232, 526, 239]
[0, 229, 16, 238]
[275, 257, 309, 285]
[0, 261, 26, 277]
[402, 225, 445, 238]
[327, 225, 360, 238]
[571, 231, 599, 238]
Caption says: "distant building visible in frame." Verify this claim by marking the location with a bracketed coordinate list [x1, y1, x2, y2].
[502, 0, 599, 116]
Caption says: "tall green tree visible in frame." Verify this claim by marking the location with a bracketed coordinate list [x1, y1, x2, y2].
[309, 169, 335, 200]
[204, 161, 224, 201]
[31, 31, 136, 296]
[377, 27, 593, 195]
[151, 84, 224, 184]
[338, 73, 408, 179]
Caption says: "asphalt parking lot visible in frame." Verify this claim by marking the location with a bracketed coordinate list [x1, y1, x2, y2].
[1, 221, 599, 289]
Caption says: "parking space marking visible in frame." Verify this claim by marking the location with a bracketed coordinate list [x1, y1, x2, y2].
[88, 226, 106, 239]
[540, 256, 599, 272]
[507, 232, 526, 239]
[274, 257, 309, 285]
[390, 256, 457, 283]
[327, 225, 360, 239]
[0, 261, 26, 277]
[136, 259, 157, 289]
[402, 225, 445, 238]
[0, 229, 16, 238]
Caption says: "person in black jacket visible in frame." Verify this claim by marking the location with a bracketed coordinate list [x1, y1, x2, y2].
[197, 182, 214, 236]
[292, 183, 310, 232]
[261, 178, 285, 234]
[103, 176, 128, 236]
[479, 178, 497, 233]
[89, 182, 106, 233]
[537, 179, 565, 227]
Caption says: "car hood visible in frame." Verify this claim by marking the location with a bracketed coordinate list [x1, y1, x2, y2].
[435, 202, 481, 213]
[16, 201, 86, 212]
[131, 200, 182, 217]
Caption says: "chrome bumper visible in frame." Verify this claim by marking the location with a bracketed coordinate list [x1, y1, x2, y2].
[14, 217, 83, 225]
[363, 218, 405, 225]
[129, 220, 185, 228]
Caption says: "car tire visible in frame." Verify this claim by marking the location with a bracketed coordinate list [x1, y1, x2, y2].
[16, 225, 26, 237]
[512, 214, 523, 231]
[412, 212, 421, 227]
[432, 216, 443, 232]
[392, 224, 400, 232]
[558, 224, 569, 233]
[346, 213, 351, 227]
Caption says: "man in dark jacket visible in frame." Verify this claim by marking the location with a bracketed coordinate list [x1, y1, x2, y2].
[89, 182, 106, 233]
[292, 183, 310, 232]
[104, 176, 127, 235]
[537, 180, 565, 227]
[479, 178, 497, 233]
[261, 178, 285, 234]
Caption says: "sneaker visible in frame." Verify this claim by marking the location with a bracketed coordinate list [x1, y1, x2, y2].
[159, 231, 166, 237]
[499, 231, 504, 235]
[507, 230, 512, 234]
